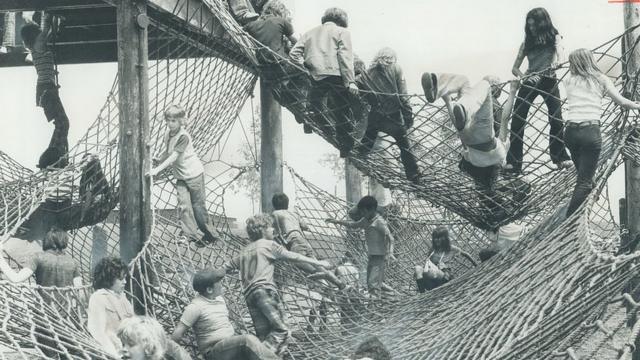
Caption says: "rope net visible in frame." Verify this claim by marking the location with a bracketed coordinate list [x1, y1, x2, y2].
[0, 1, 639, 359]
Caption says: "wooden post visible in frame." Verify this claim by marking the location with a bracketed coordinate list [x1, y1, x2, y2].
[624, 4, 640, 253]
[260, 80, 283, 212]
[117, 0, 150, 314]
[345, 158, 362, 206]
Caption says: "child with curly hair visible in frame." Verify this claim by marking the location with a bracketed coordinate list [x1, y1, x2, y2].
[226, 214, 330, 356]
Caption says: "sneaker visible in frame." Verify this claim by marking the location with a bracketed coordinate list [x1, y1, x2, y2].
[421, 72, 438, 103]
[25, 52, 33, 64]
[339, 148, 351, 158]
[189, 237, 207, 248]
[0, 46, 7, 54]
[240, 12, 259, 22]
[554, 160, 573, 170]
[502, 163, 522, 176]
[452, 103, 467, 131]
[303, 123, 313, 134]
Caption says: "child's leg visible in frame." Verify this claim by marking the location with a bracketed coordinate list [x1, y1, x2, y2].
[247, 288, 289, 354]
[227, 0, 258, 23]
[2, 13, 15, 48]
[435, 73, 472, 100]
[185, 174, 219, 243]
[175, 180, 201, 241]
[366, 255, 385, 293]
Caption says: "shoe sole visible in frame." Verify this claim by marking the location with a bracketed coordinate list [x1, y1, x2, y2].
[452, 104, 467, 131]
[421, 72, 437, 103]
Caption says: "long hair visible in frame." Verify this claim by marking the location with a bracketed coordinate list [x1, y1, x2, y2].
[92, 256, 127, 290]
[369, 47, 397, 70]
[567, 48, 603, 90]
[259, 0, 290, 20]
[432, 226, 452, 252]
[524, 7, 558, 53]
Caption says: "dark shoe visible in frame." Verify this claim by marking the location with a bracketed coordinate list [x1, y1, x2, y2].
[407, 172, 421, 184]
[239, 12, 259, 23]
[303, 123, 313, 134]
[502, 164, 522, 177]
[452, 103, 467, 131]
[189, 237, 207, 248]
[421, 72, 438, 103]
[202, 233, 221, 244]
[339, 148, 351, 158]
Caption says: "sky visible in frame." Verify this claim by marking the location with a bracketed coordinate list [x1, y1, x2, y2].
[0, 0, 632, 224]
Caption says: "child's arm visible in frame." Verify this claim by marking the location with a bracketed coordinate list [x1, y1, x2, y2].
[553, 34, 564, 68]
[498, 80, 520, 142]
[0, 254, 33, 283]
[289, 33, 306, 65]
[148, 152, 178, 177]
[512, 43, 526, 78]
[453, 245, 478, 266]
[600, 74, 640, 110]
[281, 249, 330, 269]
[335, 30, 357, 94]
[379, 221, 396, 261]
[326, 217, 366, 229]
[34, 12, 51, 53]
[442, 94, 455, 120]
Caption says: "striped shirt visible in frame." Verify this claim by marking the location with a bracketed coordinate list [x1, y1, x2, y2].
[45, 170, 74, 203]
[32, 49, 56, 85]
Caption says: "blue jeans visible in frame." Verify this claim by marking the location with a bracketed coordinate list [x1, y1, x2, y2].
[245, 287, 289, 352]
[564, 123, 602, 216]
[205, 335, 279, 360]
[176, 174, 217, 242]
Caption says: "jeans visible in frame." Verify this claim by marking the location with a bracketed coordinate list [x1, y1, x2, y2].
[37, 83, 69, 164]
[564, 123, 602, 216]
[366, 255, 386, 292]
[507, 76, 570, 171]
[307, 76, 355, 155]
[245, 287, 289, 352]
[227, 0, 256, 23]
[360, 111, 419, 179]
[176, 174, 217, 242]
[205, 335, 279, 360]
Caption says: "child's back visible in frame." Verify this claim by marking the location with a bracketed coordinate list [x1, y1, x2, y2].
[233, 238, 287, 296]
[272, 209, 303, 236]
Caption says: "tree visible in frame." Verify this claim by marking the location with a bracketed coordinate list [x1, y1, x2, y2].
[229, 108, 261, 213]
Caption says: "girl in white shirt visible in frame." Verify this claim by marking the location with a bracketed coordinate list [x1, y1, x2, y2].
[563, 48, 640, 216]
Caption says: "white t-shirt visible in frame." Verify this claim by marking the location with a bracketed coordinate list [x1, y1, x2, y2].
[564, 74, 608, 122]
[463, 138, 509, 168]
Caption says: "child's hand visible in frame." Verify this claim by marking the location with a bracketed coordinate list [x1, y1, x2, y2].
[146, 169, 157, 178]
[348, 83, 359, 96]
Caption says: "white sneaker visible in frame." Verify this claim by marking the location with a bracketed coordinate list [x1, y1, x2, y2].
[0, 46, 7, 54]
[25, 52, 33, 63]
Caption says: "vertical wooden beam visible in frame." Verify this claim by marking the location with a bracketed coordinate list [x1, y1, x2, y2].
[624, 4, 640, 253]
[345, 158, 362, 206]
[260, 80, 283, 212]
[117, 0, 150, 314]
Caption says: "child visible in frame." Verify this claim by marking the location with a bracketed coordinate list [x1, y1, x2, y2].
[506, 7, 572, 175]
[21, 12, 69, 169]
[271, 192, 345, 289]
[227, 0, 260, 25]
[226, 214, 331, 356]
[149, 104, 220, 246]
[421, 73, 520, 225]
[171, 269, 278, 360]
[117, 316, 168, 360]
[357, 47, 419, 183]
[289, 7, 358, 158]
[326, 196, 395, 295]
[562, 49, 640, 216]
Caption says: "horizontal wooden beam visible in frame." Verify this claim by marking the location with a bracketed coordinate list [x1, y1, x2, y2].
[0, 0, 110, 12]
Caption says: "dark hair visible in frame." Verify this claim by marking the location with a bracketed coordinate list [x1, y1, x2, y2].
[38, 147, 67, 170]
[524, 7, 558, 53]
[353, 335, 391, 360]
[432, 226, 452, 252]
[92, 256, 128, 290]
[42, 226, 68, 252]
[192, 269, 224, 295]
[357, 196, 378, 212]
[20, 23, 41, 49]
[272, 192, 289, 210]
[321, 7, 348, 28]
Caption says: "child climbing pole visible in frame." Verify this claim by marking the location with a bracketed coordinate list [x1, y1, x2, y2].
[20, 11, 69, 170]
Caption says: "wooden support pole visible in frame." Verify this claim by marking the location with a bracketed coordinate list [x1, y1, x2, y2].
[260, 80, 283, 212]
[117, 0, 150, 314]
[345, 158, 362, 206]
[624, 4, 640, 253]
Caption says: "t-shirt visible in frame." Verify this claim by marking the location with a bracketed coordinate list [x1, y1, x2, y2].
[26, 250, 79, 287]
[351, 214, 391, 256]
[229, 239, 288, 296]
[564, 74, 608, 122]
[244, 16, 293, 58]
[164, 128, 204, 180]
[463, 138, 509, 168]
[179, 295, 235, 352]
[272, 209, 306, 238]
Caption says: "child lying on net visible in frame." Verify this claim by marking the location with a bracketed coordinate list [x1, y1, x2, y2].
[422, 73, 520, 226]
[271, 192, 346, 289]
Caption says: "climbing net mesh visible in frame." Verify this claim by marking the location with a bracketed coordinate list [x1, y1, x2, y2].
[1, 0, 640, 359]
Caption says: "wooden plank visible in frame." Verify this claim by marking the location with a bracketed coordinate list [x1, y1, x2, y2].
[0, 0, 109, 12]
[260, 80, 283, 212]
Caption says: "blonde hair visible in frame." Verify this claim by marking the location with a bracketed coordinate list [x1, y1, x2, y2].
[260, 0, 290, 19]
[246, 214, 274, 241]
[370, 47, 397, 69]
[164, 104, 187, 122]
[117, 316, 167, 360]
[568, 48, 603, 88]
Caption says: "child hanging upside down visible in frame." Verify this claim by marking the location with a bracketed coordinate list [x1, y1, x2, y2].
[21, 12, 70, 169]
[421, 73, 520, 225]
[149, 104, 221, 247]
[271, 192, 346, 289]
[226, 214, 331, 356]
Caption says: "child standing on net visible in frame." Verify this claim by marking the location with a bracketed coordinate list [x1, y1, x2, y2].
[326, 196, 396, 296]
[149, 105, 220, 246]
[271, 192, 345, 289]
[21, 12, 70, 169]
[226, 214, 331, 356]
